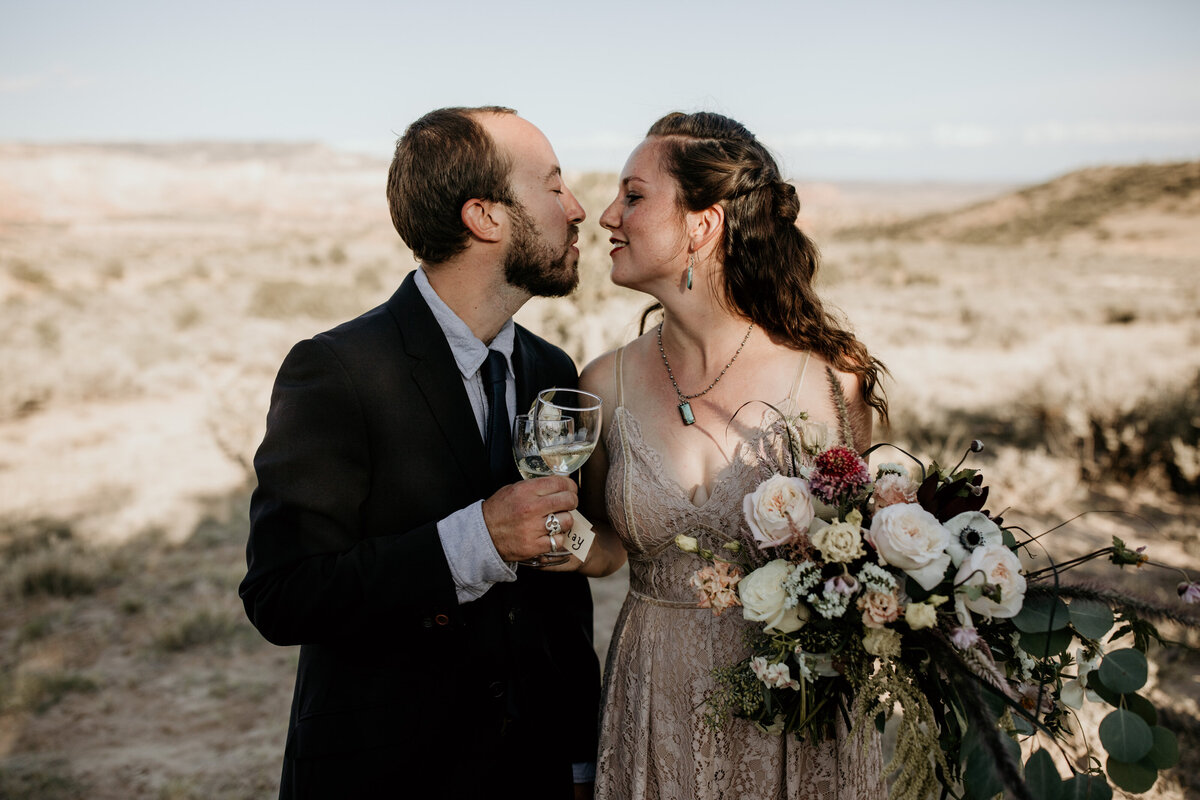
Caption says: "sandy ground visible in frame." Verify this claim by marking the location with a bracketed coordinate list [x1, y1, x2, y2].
[0, 144, 1197, 798]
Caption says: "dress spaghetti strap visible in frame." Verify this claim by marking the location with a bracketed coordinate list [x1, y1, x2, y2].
[787, 352, 812, 402]
[614, 346, 627, 407]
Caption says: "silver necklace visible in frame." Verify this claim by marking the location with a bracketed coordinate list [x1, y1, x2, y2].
[657, 321, 754, 426]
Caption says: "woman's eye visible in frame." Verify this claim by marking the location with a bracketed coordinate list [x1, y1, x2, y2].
[625, 193, 641, 203]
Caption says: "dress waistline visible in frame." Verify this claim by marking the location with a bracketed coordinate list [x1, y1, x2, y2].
[629, 588, 704, 609]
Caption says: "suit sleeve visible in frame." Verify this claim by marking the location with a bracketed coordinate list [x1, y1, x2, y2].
[239, 337, 459, 646]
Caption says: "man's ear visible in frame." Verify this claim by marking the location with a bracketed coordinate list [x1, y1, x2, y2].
[687, 203, 724, 254]
[462, 198, 505, 244]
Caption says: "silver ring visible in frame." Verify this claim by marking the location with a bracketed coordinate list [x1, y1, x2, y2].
[549, 532, 559, 552]
[545, 513, 562, 535]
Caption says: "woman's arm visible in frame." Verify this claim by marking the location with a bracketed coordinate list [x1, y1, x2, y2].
[543, 350, 628, 577]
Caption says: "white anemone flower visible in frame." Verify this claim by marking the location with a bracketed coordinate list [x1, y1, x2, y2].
[945, 511, 1004, 567]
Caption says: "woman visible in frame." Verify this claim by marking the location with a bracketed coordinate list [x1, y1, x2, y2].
[576, 112, 889, 799]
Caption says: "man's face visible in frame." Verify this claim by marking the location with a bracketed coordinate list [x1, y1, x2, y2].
[483, 114, 585, 298]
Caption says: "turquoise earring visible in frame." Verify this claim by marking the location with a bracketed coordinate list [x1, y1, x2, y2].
[686, 253, 695, 290]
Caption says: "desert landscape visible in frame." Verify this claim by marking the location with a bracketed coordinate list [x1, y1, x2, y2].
[0, 143, 1197, 799]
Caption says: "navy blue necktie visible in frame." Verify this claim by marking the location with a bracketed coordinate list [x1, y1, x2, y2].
[480, 349, 512, 488]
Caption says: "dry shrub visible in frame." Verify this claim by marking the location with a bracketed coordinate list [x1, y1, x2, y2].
[1078, 370, 1200, 494]
[153, 608, 245, 654]
[248, 279, 365, 321]
[1, 540, 112, 600]
[1, 671, 99, 714]
[891, 371, 1200, 497]
[0, 763, 85, 800]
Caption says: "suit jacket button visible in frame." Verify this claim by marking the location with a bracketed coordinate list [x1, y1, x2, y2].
[489, 681, 505, 698]
[434, 613, 450, 626]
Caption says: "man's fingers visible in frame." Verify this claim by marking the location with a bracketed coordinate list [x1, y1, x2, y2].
[524, 475, 577, 497]
[534, 490, 579, 517]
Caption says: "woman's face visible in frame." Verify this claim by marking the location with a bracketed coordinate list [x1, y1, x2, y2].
[599, 138, 690, 292]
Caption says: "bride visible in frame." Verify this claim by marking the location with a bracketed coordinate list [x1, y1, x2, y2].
[574, 111, 889, 799]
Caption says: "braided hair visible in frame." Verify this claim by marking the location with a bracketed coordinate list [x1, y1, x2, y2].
[644, 111, 889, 424]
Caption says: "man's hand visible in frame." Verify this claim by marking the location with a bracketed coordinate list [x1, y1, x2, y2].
[481, 476, 577, 563]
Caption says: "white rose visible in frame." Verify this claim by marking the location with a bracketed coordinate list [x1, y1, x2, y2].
[944, 511, 1004, 567]
[865, 503, 952, 590]
[674, 534, 699, 553]
[743, 474, 815, 548]
[955, 544, 1026, 619]
[811, 509, 866, 563]
[740, 559, 808, 633]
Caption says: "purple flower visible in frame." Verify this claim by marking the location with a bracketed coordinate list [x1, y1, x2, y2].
[950, 626, 981, 650]
[808, 446, 871, 503]
[1178, 581, 1200, 605]
[824, 574, 860, 597]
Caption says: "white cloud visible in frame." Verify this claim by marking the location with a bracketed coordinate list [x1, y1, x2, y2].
[1022, 121, 1200, 146]
[932, 124, 1001, 148]
[0, 66, 95, 94]
[773, 129, 914, 151]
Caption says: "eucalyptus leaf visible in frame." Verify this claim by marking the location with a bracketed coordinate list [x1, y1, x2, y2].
[1105, 755, 1158, 794]
[1014, 593, 1071, 633]
[1099, 709, 1153, 762]
[1123, 693, 1158, 727]
[1146, 726, 1180, 769]
[1068, 599, 1115, 640]
[1061, 774, 1113, 800]
[962, 729, 1019, 800]
[1019, 627, 1073, 657]
[1086, 670, 1122, 707]
[1025, 749, 1063, 800]
[1098, 649, 1148, 694]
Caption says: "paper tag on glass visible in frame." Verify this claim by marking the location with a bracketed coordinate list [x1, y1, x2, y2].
[564, 510, 595, 562]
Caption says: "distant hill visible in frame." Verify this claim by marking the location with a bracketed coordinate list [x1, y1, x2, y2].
[835, 161, 1200, 244]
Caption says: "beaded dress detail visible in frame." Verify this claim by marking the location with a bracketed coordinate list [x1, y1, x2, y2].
[595, 348, 884, 800]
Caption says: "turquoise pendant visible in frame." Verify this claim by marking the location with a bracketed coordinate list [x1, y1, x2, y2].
[678, 401, 696, 425]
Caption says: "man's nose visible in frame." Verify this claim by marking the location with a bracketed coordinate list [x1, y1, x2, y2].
[561, 185, 585, 225]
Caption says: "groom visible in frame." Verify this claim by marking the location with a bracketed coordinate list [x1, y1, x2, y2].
[240, 106, 600, 799]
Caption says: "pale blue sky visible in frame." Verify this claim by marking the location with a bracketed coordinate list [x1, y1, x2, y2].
[3, 0, 1198, 181]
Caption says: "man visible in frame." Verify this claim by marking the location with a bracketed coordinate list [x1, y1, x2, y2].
[240, 106, 600, 799]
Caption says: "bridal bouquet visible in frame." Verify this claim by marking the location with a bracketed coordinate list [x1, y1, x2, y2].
[679, 412, 1198, 800]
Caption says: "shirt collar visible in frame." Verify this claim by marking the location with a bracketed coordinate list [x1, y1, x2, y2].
[414, 266, 514, 380]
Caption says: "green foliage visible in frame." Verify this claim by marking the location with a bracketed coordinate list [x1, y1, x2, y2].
[1097, 649, 1147, 694]
[1024, 749, 1063, 800]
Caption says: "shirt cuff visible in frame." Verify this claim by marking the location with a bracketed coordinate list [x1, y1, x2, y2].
[572, 762, 596, 784]
[437, 500, 517, 604]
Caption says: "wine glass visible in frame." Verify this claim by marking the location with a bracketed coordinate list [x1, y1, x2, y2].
[533, 388, 602, 477]
[511, 413, 574, 567]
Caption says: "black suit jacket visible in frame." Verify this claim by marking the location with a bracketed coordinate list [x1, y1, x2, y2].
[240, 272, 599, 799]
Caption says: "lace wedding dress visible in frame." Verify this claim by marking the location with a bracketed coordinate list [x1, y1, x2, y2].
[595, 349, 885, 800]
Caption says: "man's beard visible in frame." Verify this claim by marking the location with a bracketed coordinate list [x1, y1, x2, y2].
[503, 200, 579, 298]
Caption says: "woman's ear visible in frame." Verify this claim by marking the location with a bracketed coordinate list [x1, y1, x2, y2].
[461, 198, 505, 244]
[688, 203, 724, 254]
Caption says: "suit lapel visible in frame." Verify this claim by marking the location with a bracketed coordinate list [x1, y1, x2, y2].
[388, 273, 490, 499]
[512, 328, 541, 419]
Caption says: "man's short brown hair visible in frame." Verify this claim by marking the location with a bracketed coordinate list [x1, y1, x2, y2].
[386, 106, 516, 265]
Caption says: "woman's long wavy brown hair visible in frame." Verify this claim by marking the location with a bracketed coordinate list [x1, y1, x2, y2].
[642, 111, 889, 423]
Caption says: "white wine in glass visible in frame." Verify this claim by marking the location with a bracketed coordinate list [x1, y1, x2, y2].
[533, 389, 602, 477]
[511, 413, 573, 567]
